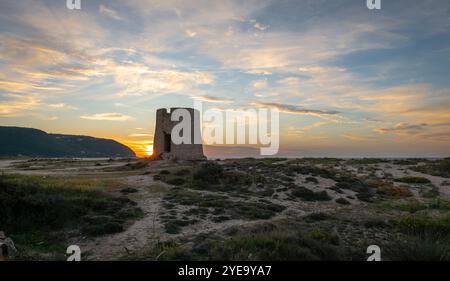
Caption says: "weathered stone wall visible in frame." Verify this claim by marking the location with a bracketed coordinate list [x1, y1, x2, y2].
[153, 108, 205, 160]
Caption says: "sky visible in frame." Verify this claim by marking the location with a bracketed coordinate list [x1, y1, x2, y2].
[1, 0, 450, 158]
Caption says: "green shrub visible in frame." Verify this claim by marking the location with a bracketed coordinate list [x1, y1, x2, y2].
[308, 229, 340, 245]
[395, 176, 431, 184]
[335, 198, 350, 205]
[291, 186, 331, 201]
[346, 158, 387, 165]
[305, 212, 332, 222]
[363, 218, 390, 228]
[174, 169, 191, 176]
[193, 162, 223, 185]
[120, 187, 138, 194]
[166, 178, 186, 186]
[376, 183, 413, 198]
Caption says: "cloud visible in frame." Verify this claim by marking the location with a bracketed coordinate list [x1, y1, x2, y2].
[99, 5, 126, 21]
[251, 101, 339, 118]
[185, 29, 197, 38]
[374, 121, 450, 141]
[375, 122, 429, 134]
[251, 79, 268, 89]
[192, 95, 233, 103]
[254, 92, 279, 98]
[277, 77, 301, 87]
[109, 61, 214, 96]
[421, 131, 450, 142]
[253, 22, 269, 31]
[114, 102, 128, 107]
[47, 103, 77, 110]
[0, 94, 40, 117]
[80, 113, 134, 121]
[342, 134, 374, 141]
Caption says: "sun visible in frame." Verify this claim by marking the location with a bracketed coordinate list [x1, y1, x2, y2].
[145, 144, 154, 156]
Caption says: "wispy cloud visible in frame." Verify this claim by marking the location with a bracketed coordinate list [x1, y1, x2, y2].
[251, 101, 339, 118]
[252, 21, 269, 31]
[192, 95, 233, 103]
[376, 122, 429, 134]
[251, 79, 268, 89]
[47, 103, 77, 110]
[99, 5, 126, 21]
[80, 113, 133, 121]
[0, 94, 39, 117]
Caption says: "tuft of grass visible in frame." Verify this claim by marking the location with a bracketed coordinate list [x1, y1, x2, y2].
[395, 176, 431, 184]
[308, 229, 340, 245]
[305, 212, 333, 222]
[166, 177, 186, 186]
[346, 158, 387, 165]
[193, 162, 223, 185]
[140, 241, 190, 261]
[162, 219, 198, 234]
[335, 198, 351, 205]
[291, 186, 331, 201]
[174, 169, 191, 176]
[376, 183, 413, 198]
[205, 230, 343, 261]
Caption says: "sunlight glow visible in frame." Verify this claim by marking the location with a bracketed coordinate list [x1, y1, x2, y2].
[145, 145, 154, 156]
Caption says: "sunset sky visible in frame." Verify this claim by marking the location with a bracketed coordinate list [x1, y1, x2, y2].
[1, 0, 450, 157]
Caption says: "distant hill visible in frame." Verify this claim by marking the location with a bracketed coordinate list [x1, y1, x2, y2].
[0, 126, 136, 158]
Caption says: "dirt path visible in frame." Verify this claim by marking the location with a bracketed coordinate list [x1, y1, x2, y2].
[77, 189, 164, 260]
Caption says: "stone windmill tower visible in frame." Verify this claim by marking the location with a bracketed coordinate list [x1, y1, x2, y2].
[152, 108, 205, 160]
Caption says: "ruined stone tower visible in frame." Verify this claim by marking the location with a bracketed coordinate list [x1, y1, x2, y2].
[152, 108, 205, 160]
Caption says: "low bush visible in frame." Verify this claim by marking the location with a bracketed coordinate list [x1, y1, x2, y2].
[291, 186, 331, 201]
[395, 176, 431, 184]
